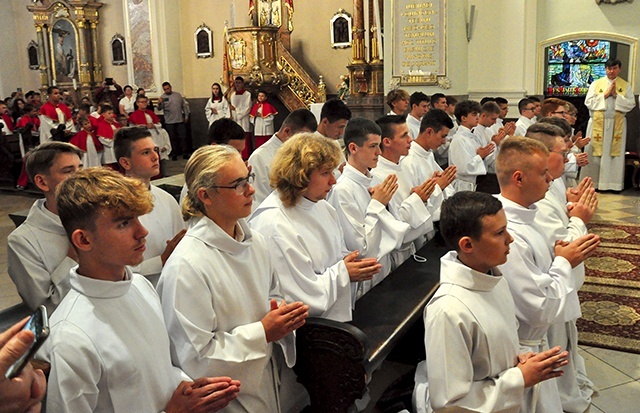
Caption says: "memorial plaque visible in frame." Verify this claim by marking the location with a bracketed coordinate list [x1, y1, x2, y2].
[392, 0, 446, 85]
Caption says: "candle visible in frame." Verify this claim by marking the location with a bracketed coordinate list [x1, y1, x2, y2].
[52, 79, 56, 86]
[73, 79, 78, 90]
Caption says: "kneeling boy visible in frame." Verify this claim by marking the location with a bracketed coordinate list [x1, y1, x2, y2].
[41, 168, 240, 413]
[413, 191, 568, 413]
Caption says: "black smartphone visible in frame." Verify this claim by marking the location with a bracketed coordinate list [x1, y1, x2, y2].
[5, 306, 49, 379]
[105, 77, 114, 86]
[17, 87, 22, 92]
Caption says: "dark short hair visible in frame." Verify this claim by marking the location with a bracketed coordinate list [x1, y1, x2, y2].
[25, 141, 82, 183]
[445, 95, 458, 106]
[527, 96, 541, 103]
[480, 97, 495, 106]
[605, 58, 622, 68]
[281, 108, 318, 134]
[410, 92, 430, 108]
[100, 103, 114, 114]
[137, 88, 145, 94]
[481, 101, 501, 115]
[123, 85, 133, 92]
[78, 103, 91, 113]
[207, 118, 245, 145]
[518, 98, 534, 114]
[525, 123, 565, 151]
[136, 94, 148, 103]
[320, 98, 352, 123]
[537, 116, 572, 137]
[235, 76, 244, 82]
[344, 118, 382, 156]
[162, 81, 171, 88]
[440, 191, 503, 251]
[419, 109, 454, 134]
[23, 103, 35, 113]
[114, 126, 153, 160]
[375, 114, 406, 140]
[47, 86, 59, 95]
[454, 100, 482, 123]
[494, 97, 508, 106]
[430, 93, 446, 107]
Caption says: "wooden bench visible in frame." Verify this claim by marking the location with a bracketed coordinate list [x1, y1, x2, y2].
[294, 237, 447, 412]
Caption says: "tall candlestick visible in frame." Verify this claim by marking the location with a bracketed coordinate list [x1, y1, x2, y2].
[373, 0, 383, 60]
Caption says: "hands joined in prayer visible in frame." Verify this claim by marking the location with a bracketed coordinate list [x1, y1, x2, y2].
[344, 250, 381, 282]
[554, 233, 601, 268]
[370, 174, 398, 206]
[567, 181, 598, 224]
[476, 143, 495, 159]
[517, 346, 569, 388]
[165, 376, 241, 413]
[433, 165, 456, 190]
[411, 177, 437, 202]
[261, 299, 309, 343]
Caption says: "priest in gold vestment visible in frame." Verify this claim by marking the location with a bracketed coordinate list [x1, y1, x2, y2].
[580, 58, 636, 191]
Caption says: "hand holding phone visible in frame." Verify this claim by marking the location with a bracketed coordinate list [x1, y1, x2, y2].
[0, 311, 48, 412]
[4, 306, 49, 379]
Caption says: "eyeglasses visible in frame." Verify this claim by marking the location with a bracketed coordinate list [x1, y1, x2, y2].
[552, 150, 570, 160]
[552, 111, 567, 116]
[524, 107, 535, 111]
[210, 173, 255, 195]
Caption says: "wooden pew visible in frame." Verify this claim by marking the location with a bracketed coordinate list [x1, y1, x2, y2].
[294, 237, 448, 412]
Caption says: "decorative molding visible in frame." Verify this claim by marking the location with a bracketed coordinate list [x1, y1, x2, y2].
[595, 0, 633, 4]
[27, 40, 40, 70]
[279, 56, 316, 107]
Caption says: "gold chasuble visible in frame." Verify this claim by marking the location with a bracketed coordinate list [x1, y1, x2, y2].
[590, 76, 629, 157]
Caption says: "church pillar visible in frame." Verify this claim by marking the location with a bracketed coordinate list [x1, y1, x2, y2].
[351, 0, 366, 64]
[76, 20, 91, 88]
[35, 23, 49, 90]
[90, 22, 102, 83]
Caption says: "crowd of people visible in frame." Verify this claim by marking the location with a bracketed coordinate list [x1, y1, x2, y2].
[1, 56, 633, 413]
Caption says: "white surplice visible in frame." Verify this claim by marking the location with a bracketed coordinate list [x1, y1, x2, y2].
[230, 91, 253, 132]
[7, 199, 75, 312]
[413, 252, 526, 413]
[248, 133, 283, 210]
[371, 156, 434, 266]
[249, 192, 353, 322]
[132, 185, 185, 286]
[579, 77, 636, 190]
[472, 124, 498, 173]
[406, 113, 422, 140]
[449, 125, 489, 191]
[327, 163, 410, 298]
[42, 267, 189, 413]
[534, 179, 594, 413]
[205, 97, 230, 125]
[402, 141, 455, 222]
[496, 194, 575, 413]
[514, 115, 535, 138]
[158, 217, 295, 413]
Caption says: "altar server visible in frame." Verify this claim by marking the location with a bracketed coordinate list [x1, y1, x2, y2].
[401, 109, 457, 223]
[527, 123, 598, 412]
[8, 142, 82, 312]
[42, 168, 240, 413]
[39, 86, 74, 143]
[115, 126, 186, 286]
[327, 118, 410, 298]
[496, 137, 600, 412]
[250, 133, 381, 322]
[128, 94, 172, 174]
[413, 191, 569, 413]
[371, 115, 437, 265]
[159, 145, 308, 412]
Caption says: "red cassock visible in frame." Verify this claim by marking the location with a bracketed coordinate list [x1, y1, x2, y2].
[250, 102, 278, 118]
[39, 101, 72, 122]
[16, 115, 40, 131]
[128, 109, 160, 126]
[69, 130, 104, 152]
[96, 117, 121, 139]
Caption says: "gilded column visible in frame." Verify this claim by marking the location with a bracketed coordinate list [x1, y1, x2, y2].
[35, 23, 49, 89]
[90, 21, 102, 83]
[351, 0, 366, 64]
[76, 19, 91, 86]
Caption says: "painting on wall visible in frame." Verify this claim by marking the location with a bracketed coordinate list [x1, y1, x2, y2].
[330, 9, 352, 49]
[28, 41, 39, 70]
[50, 19, 78, 83]
[195, 24, 213, 59]
[111, 34, 126, 65]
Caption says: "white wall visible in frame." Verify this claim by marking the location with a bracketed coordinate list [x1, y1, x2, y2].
[536, 0, 640, 93]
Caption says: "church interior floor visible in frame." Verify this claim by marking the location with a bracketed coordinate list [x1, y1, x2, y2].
[0, 174, 639, 412]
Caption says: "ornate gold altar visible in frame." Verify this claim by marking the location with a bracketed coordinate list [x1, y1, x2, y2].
[27, 0, 104, 96]
[225, 0, 321, 111]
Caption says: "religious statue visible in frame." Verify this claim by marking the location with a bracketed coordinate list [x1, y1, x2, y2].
[336, 75, 350, 100]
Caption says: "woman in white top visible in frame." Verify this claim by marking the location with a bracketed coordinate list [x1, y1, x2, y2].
[118, 85, 135, 119]
[205, 83, 230, 126]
